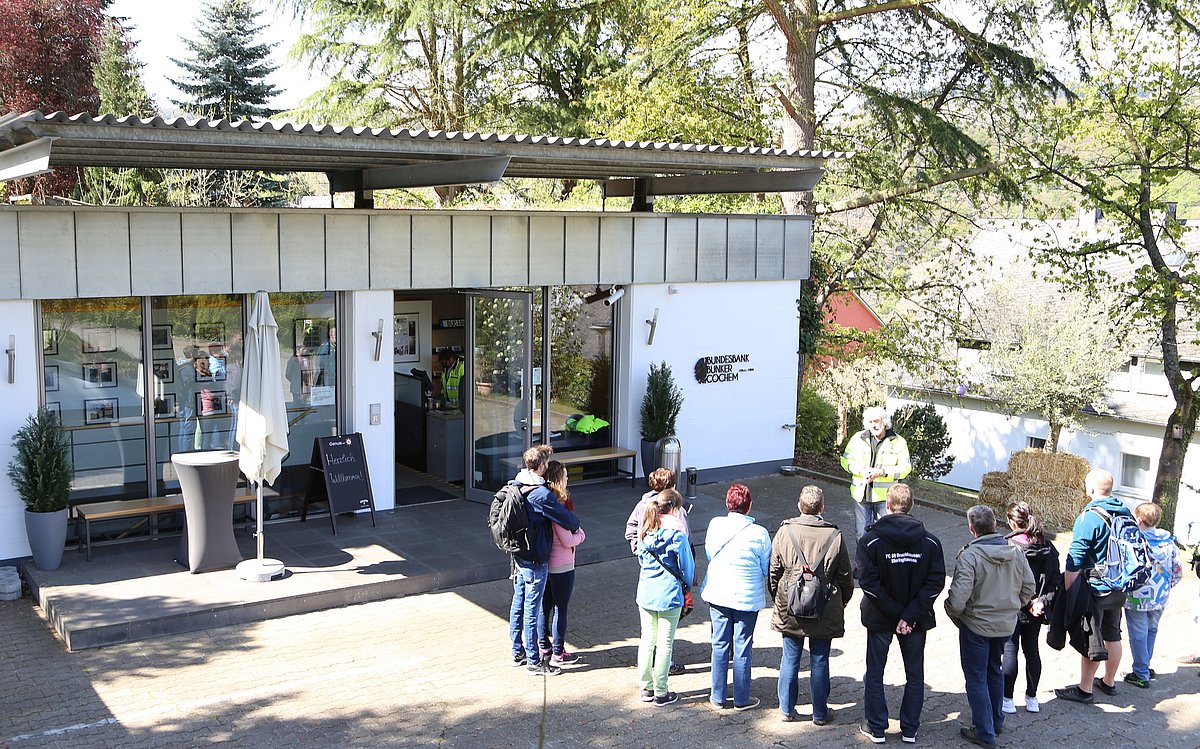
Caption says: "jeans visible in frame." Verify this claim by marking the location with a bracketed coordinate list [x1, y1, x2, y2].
[709, 604, 759, 706]
[1125, 607, 1163, 680]
[960, 626, 1006, 745]
[539, 570, 575, 654]
[854, 500, 887, 541]
[638, 606, 682, 696]
[1002, 620, 1043, 699]
[509, 560, 549, 665]
[778, 634, 832, 719]
[864, 628, 926, 738]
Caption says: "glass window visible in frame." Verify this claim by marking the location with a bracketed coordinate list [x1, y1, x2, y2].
[42, 297, 148, 501]
[545, 286, 614, 450]
[1027, 436, 1047, 450]
[1121, 452, 1152, 492]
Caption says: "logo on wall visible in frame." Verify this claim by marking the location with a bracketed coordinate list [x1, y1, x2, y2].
[694, 354, 753, 384]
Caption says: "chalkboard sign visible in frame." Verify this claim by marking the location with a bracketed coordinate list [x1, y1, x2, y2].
[302, 433, 378, 534]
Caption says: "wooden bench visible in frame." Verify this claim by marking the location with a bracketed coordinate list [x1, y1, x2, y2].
[74, 494, 256, 561]
[502, 446, 638, 487]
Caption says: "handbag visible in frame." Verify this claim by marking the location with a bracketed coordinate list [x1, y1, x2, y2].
[646, 545, 694, 618]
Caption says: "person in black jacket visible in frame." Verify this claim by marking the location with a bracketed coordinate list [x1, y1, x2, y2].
[856, 484, 946, 745]
[1000, 501, 1062, 715]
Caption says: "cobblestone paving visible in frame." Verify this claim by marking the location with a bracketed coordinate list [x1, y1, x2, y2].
[2, 475, 1198, 748]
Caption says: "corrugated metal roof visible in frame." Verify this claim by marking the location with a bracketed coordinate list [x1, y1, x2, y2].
[0, 111, 847, 180]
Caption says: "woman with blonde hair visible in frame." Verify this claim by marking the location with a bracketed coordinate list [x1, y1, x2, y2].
[538, 460, 586, 664]
[636, 491, 695, 706]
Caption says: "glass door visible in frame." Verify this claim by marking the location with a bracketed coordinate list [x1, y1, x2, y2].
[466, 290, 533, 501]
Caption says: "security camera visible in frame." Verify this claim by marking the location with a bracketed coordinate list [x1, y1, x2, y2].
[602, 286, 625, 306]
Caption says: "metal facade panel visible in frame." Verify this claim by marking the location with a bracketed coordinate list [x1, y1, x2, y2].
[181, 213, 233, 294]
[0, 213, 18, 298]
[528, 215, 565, 285]
[727, 218, 757, 281]
[76, 212, 131, 298]
[755, 218, 785, 280]
[563, 215, 599, 284]
[279, 213, 326, 291]
[491, 214, 529, 286]
[664, 217, 698, 282]
[325, 213, 370, 290]
[369, 213, 412, 289]
[696, 217, 728, 281]
[411, 214, 452, 288]
[632, 217, 667, 284]
[452, 214, 491, 287]
[19, 211, 77, 298]
[231, 213, 280, 292]
[598, 216, 633, 284]
[784, 217, 812, 279]
[130, 212, 183, 296]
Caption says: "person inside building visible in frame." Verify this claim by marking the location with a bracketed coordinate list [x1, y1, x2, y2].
[435, 349, 465, 409]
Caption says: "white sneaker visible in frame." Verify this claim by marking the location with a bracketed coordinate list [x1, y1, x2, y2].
[1025, 695, 1040, 713]
[1001, 698, 1016, 714]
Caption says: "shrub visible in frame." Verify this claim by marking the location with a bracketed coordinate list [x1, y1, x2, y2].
[890, 403, 955, 481]
[795, 386, 838, 456]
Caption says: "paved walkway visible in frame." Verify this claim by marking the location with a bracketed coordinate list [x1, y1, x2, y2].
[2, 474, 1198, 748]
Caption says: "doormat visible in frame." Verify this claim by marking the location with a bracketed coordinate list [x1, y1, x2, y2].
[394, 485, 459, 506]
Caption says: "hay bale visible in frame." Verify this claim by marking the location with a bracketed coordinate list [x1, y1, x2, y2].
[1007, 449, 1089, 490]
[1007, 479, 1087, 531]
[981, 471, 1010, 489]
[978, 485, 1013, 511]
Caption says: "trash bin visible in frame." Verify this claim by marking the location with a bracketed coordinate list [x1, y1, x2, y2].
[684, 466, 699, 500]
[655, 437, 682, 482]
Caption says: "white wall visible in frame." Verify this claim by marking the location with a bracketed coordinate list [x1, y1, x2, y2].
[618, 281, 800, 473]
[343, 290, 397, 511]
[0, 300, 42, 560]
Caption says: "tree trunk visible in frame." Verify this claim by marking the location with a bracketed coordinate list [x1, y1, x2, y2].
[1048, 422, 1061, 453]
[781, 0, 818, 217]
[1154, 387, 1196, 530]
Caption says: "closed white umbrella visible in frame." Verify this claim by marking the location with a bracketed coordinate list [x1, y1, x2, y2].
[235, 291, 289, 582]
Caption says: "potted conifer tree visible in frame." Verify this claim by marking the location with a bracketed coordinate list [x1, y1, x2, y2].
[8, 407, 73, 571]
[639, 361, 684, 479]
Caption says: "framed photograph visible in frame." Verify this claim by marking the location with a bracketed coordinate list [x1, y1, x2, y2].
[294, 318, 329, 356]
[394, 313, 420, 363]
[84, 398, 118, 425]
[43, 365, 59, 392]
[152, 358, 175, 384]
[45, 402, 61, 423]
[82, 327, 117, 354]
[82, 361, 118, 389]
[193, 355, 227, 382]
[153, 393, 177, 417]
[42, 329, 58, 356]
[152, 324, 172, 350]
[194, 322, 226, 345]
[196, 390, 228, 416]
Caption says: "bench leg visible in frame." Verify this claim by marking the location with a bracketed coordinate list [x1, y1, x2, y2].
[85, 518, 92, 562]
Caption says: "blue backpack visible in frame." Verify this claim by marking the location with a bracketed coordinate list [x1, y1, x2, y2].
[1089, 507, 1152, 593]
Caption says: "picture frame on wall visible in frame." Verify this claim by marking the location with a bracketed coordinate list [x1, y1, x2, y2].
[194, 356, 226, 382]
[82, 327, 117, 354]
[294, 318, 329, 356]
[196, 391, 228, 416]
[394, 313, 420, 363]
[82, 362, 118, 389]
[45, 402, 61, 423]
[194, 322, 226, 345]
[151, 324, 172, 349]
[84, 398, 118, 425]
[154, 393, 177, 417]
[42, 329, 58, 356]
[152, 358, 175, 384]
[44, 365, 59, 392]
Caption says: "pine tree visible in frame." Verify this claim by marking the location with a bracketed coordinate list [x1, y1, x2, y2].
[169, 0, 280, 120]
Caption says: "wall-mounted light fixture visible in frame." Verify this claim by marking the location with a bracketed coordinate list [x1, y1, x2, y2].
[5, 335, 13, 384]
[668, 285, 681, 295]
[646, 308, 659, 346]
[372, 319, 384, 362]
[585, 286, 625, 306]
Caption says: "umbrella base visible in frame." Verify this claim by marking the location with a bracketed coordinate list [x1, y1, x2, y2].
[236, 558, 286, 582]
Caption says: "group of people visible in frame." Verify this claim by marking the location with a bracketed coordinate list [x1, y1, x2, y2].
[500, 411, 1189, 749]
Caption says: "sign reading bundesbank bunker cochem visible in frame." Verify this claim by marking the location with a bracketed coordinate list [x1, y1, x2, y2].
[693, 354, 754, 384]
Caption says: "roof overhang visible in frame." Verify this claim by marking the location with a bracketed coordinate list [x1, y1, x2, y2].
[0, 111, 845, 196]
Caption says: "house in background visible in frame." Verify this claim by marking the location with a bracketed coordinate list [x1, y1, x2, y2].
[887, 210, 1200, 543]
[815, 290, 883, 369]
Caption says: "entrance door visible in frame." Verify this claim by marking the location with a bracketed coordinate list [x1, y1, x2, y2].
[465, 290, 533, 501]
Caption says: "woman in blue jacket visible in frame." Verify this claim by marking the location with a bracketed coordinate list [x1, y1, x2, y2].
[636, 492, 695, 707]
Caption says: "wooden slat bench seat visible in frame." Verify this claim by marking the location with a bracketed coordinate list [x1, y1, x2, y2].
[74, 494, 255, 561]
[501, 447, 638, 487]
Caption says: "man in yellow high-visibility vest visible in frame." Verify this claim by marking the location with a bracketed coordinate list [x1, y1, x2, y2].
[841, 406, 911, 542]
[436, 350, 466, 408]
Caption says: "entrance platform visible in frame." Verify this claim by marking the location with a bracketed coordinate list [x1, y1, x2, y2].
[21, 481, 725, 651]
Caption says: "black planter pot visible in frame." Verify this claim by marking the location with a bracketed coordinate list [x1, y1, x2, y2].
[640, 439, 656, 485]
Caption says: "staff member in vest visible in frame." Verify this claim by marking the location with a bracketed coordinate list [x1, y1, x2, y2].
[436, 349, 465, 408]
[841, 406, 912, 543]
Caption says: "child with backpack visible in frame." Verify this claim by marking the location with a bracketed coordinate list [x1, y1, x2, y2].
[539, 461, 586, 665]
[1122, 501, 1183, 688]
[1001, 501, 1061, 714]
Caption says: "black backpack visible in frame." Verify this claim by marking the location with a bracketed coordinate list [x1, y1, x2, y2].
[786, 528, 839, 620]
[488, 484, 533, 559]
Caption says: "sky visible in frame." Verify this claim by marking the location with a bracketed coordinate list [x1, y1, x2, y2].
[106, 0, 325, 115]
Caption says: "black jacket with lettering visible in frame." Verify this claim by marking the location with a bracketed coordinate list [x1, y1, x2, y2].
[856, 512, 946, 632]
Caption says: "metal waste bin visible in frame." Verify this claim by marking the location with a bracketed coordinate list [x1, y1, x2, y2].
[655, 437, 682, 481]
[684, 466, 699, 500]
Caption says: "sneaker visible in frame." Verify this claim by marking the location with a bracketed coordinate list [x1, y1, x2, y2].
[527, 660, 562, 676]
[1093, 677, 1117, 696]
[1122, 672, 1149, 689]
[779, 711, 797, 722]
[552, 651, 579, 664]
[859, 722, 886, 744]
[960, 726, 996, 748]
[733, 697, 760, 711]
[813, 710, 835, 726]
[669, 661, 685, 675]
[1149, 669, 1157, 680]
[654, 692, 680, 707]
[1054, 685, 1094, 704]
[511, 651, 526, 666]
[640, 688, 655, 703]
[1001, 698, 1016, 714]
[1025, 695, 1040, 713]
[902, 735, 917, 744]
